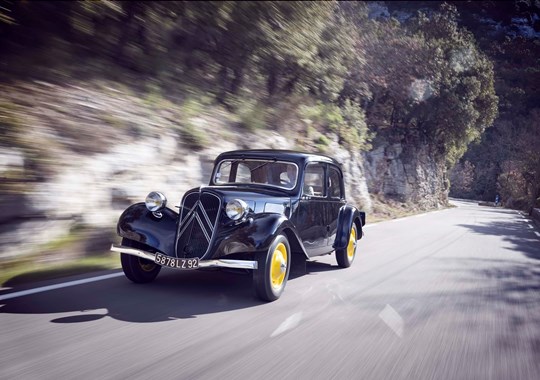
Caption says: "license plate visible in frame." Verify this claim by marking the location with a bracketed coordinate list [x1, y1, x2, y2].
[155, 253, 199, 269]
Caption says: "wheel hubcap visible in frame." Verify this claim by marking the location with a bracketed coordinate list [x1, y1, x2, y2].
[270, 243, 288, 290]
[347, 227, 357, 261]
[139, 258, 156, 272]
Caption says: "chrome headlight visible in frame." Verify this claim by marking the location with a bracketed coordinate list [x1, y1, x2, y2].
[226, 199, 248, 221]
[145, 191, 167, 212]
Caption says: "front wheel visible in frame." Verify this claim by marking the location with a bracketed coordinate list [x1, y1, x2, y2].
[120, 238, 161, 283]
[335, 224, 358, 268]
[253, 234, 291, 302]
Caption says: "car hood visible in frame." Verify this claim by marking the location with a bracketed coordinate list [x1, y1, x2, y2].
[189, 186, 292, 215]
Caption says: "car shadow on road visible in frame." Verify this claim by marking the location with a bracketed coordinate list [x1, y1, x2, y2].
[0, 269, 260, 323]
[0, 260, 339, 323]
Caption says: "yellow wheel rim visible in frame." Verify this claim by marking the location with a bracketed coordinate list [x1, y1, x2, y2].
[270, 243, 288, 290]
[347, 227, 357, 261]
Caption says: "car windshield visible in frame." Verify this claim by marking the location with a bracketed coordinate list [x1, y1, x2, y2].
[213, 159, 298, 190]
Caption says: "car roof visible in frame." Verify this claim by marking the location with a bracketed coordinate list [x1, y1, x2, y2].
[214, 149, 341, 167]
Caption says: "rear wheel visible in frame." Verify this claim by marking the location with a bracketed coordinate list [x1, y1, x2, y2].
[253, 234, 291, 301]
[120, 238, 161, 283]
[336, 224, 358, 268]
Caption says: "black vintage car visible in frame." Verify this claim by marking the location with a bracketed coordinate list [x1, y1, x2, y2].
[111, 150, 366, 301]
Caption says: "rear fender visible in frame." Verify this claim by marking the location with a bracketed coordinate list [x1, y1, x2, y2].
[333, 205, 363, 250]
[117, 203, 178, 256]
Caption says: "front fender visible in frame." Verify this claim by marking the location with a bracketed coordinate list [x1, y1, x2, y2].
[214, 213, 307, 258]
[333, 205, 364, 250]
[117, 203, 178, 256]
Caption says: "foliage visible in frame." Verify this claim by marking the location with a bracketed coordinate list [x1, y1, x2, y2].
[179, 121, 207, 151]
[236, 100, 268, 132]
[9, 0, 540, 210]
[448, 10, 540, 208]
[0, 1, 371, 148]
[347, 4, 498, 167]
[449, 160, 476, 198]
[299, 100, 370, 151]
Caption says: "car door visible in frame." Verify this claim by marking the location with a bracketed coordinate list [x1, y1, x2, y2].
[326, 164, 346, 247]
[294, 162, 329, 257]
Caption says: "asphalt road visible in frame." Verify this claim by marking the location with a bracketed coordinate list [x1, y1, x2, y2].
[1, 200, 539, 379]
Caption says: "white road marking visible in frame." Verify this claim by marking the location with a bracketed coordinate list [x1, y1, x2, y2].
[379, 304, 404, 338]
[0, 272, 123, 301]
[527, 224, 534, 229]
[271, 312, 303, 338]
[535, 232, 540, 238]
[365, 208, 452, 227]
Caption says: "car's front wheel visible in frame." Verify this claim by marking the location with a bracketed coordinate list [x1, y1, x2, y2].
[253, 234, 291, 301]
[120, 238, 161, 283]
[335, 224, 358, 268]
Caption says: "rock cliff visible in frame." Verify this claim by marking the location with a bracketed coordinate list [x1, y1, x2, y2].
[0, 81, 375, 260]
[363, 139, 448, 209]
[0, 80, 449, 261]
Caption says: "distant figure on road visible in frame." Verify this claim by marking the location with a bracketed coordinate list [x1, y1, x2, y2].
[495, 194, 500, 207]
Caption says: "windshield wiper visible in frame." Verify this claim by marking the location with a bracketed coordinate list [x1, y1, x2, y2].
[250, 158, 276, 173]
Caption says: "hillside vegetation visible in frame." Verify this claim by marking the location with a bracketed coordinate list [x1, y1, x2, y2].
[1, 2, 499, 199]
[2, 2, 539, 212]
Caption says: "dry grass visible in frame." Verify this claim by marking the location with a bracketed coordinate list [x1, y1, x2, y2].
[1, 254, 121, 287]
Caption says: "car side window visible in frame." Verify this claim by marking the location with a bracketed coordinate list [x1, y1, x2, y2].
[328, 166, 343, 199]
[236, 163, 251, 182]
[303, 163, 325, 197]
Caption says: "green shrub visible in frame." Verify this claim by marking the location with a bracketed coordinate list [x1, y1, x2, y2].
[315, 134, 330, 146]
[180, 121, 207, 150]
[299, 100, 371, 151]
[181, 98, 203, 119]
[236, 101, 267, 131]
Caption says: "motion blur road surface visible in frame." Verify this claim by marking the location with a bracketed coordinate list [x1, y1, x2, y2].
[1, 200, 539, 379]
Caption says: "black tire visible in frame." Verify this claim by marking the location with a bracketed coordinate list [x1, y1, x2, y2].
[120, 238, 161, 283]
[336, 224, 358, 268]
[253, 234, 291, 302]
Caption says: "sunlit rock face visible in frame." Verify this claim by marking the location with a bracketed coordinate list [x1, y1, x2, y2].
[27, 129, 371, 228]
[0, 81, 373, 261]
[363, 139, 447, 209]
[326, 136, 372, 213]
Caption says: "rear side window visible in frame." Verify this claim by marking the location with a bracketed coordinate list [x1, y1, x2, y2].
[303, 164, 325, 197]
[328, 166, 343, 199]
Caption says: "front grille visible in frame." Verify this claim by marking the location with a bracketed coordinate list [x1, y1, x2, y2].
[175, 191, 221, 258]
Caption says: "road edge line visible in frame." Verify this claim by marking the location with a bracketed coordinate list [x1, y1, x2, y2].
[0, 272, 124, 301]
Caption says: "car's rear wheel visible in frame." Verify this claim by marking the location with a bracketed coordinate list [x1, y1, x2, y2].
[253, 234, 291, 301]
[336, 224, 358, 268]
[120, 238, 161, 283]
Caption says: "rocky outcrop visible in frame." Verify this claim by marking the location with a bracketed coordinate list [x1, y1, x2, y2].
[326, 136, 372, 212]
[363, 139, 448, 209]
[2, 120, 375, 260]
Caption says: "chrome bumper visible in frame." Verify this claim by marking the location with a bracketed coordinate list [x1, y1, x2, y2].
[110, 244, 258, 270]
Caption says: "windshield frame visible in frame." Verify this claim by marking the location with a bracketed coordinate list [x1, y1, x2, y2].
[211, 158, 300, 191]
